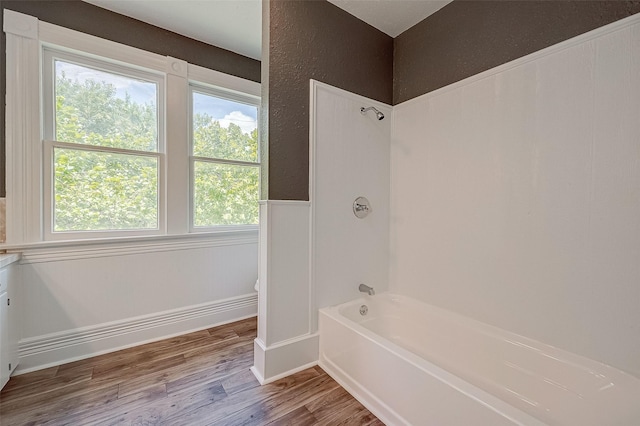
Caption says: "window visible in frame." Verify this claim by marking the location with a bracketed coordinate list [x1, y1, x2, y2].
[42, 50, 164, 238]
[191, 88, 260, 228]
[3, 11, 261, 245]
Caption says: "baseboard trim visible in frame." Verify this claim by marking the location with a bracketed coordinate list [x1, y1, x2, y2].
[249, 365, 266, 384]
[261, 360, 319, 385]
[16, 293, 258, 374]
[252, 333, 319, 384]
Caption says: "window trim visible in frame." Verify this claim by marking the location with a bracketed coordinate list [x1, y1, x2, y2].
[188, 84, 261, 232]
[3, 9, 261, 247]
[41, 48, 167, 240]
[42, 48, 166, 151]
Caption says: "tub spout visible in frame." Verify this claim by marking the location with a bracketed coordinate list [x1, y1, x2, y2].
[359, 283, 375, 296]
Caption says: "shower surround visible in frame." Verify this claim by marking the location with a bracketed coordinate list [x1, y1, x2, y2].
[311, 12, 640, 426]
[310, 81, 391, 315]
[252, 82, 391, 383]
[256, 13, 640, 422]
[390, 12, 640, 377]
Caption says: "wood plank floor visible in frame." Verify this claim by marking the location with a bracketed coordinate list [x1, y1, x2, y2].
[0, 317, 383, 425]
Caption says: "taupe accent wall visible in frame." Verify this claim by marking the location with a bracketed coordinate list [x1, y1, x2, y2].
[0, 0, 260, 197]
[266, 0, 640, 200]
[266, 0, 393, 200]
[4, 1, 640, 202]
[394, 1, 640, 104]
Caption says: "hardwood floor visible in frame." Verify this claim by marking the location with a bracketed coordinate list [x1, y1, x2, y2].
[0, 318, 383, 425]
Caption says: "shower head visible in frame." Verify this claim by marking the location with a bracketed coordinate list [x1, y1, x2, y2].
[360, 106, 384, 120]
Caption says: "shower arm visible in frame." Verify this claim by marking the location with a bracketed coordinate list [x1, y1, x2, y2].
[360, 106, 385, 120]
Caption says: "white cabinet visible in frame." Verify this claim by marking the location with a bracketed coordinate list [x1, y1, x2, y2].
[0, 291, 8, 389]
[0, 256, 21, 391]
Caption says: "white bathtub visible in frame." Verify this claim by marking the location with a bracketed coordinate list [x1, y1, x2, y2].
[319, 293, 640, 426]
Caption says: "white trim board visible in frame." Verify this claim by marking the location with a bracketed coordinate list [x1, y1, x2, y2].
[16, 293, 258, 374]
[251, 333, 319, 384]
[16, 231, 258, 264]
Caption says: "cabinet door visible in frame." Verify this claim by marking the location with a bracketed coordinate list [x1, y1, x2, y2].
[6, 264, 20, 375]
[0, 291, 9, 390]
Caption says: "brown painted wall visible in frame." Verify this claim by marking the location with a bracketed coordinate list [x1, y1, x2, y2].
[0, 0, 260, 197]
[5, 1, 638, 202]
[267, 0, 393, 200]
[394, 0, 640, 105]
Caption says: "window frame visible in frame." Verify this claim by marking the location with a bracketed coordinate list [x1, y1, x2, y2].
[41, 48, 167, 240]
[3, 10, 261, 247]
[188, 84, 261, 232]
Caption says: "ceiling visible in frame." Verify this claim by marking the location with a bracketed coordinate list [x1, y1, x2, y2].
[84, 0, 453, 61]
[327, 0, 451, 37]
[84, 0, 263, 59]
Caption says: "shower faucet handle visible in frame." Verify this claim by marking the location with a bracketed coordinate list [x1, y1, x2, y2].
[354, 203, 369, 212]
[353, 196, 372, 218]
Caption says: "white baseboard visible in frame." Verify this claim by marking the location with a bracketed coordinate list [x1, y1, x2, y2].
[15, 293, 258, 374]
[252, 333, 319, 384]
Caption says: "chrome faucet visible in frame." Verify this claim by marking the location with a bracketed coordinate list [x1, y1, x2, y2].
[359, 283, 375, 296]
[354, 202, 369, 213]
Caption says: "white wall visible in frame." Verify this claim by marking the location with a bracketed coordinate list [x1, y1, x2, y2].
[252, 200, 318, 384]
[257, 201, 311, 346]
[16, 234, 258, 373]
[391, 16, 640, 376]
[2, 11, 261, 375]
[311, 81, 391, 316]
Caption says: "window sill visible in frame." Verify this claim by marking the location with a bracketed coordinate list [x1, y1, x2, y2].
[1, 227, 259, 264]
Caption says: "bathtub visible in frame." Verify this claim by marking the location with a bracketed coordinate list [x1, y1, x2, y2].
[319, 293, 640, 426]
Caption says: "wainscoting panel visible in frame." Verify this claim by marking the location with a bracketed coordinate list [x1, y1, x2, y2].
[15, 234, 258, 373]
[253, 200, 314, 383]
[18, 294, 257, 374]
